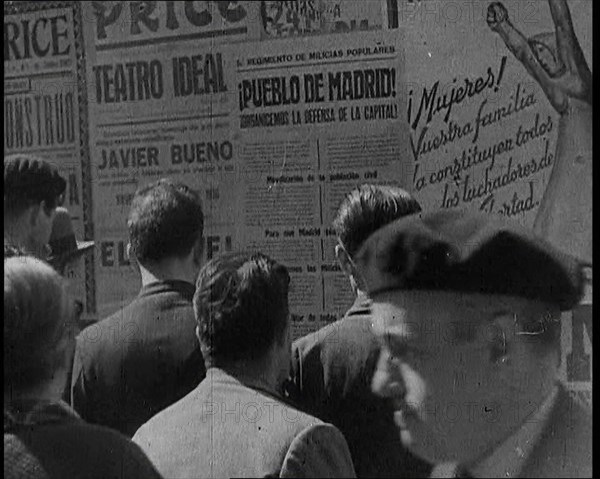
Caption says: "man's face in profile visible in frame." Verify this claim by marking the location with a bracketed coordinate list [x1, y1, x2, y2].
[370, 290, 516, 465]
[27, 202, 58, 257]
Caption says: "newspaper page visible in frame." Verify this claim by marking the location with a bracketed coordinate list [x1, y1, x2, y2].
[234, 29, 411, 338]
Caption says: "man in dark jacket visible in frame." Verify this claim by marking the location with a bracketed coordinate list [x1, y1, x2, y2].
[5, 256, 161, 479]
[289, 184, 431, 477]
[71, 178, 206, 437]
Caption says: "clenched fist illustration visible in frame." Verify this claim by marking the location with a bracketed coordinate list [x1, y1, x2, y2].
[488, 0, 592, 265]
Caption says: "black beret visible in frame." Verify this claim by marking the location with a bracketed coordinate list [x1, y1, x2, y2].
[4, 154, 66, 202]
[355, 209, 585, 311]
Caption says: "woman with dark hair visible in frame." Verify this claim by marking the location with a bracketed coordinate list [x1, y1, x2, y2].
[4, 256, 162, 479]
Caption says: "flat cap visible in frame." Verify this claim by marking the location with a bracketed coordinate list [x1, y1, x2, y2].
[4, 154, 66, 201]
[355, 209, 585, 311]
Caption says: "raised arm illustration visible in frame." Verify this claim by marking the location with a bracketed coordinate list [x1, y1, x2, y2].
[487, 0, 592, 265]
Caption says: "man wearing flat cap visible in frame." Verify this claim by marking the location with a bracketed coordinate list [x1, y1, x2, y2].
[4, 153, 66, 259]
[360, 210, 591, 478]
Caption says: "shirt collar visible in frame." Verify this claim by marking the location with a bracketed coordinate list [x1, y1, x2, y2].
[470, 386, 559, 478]
[205, 367, 283, 401]
[138, 279, 196, 300]
[346, 292, 372, 317]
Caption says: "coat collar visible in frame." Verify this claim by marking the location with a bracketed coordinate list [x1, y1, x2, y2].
[203, 367, 283, 402]
[469, 386, 559, 478]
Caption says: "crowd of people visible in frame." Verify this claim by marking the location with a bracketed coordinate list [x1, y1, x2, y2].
[4, 153, 591, 478]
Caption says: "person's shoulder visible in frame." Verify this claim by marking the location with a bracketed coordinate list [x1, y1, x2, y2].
[290, 421, 347, 445]
[7, 420, 162, 479]
[51, 418, 150, 452]
[286, 401, 327, 427]
[75, 299, 143, 347]
[66, 421, 163, 477]
[294, 309, 373, 350]
[552, 385, 592, 432]
[527, 385, 592, 477]
[134, 384, 201, 438]
[293, 315, 376, 364]
[281, 422, 356, 477]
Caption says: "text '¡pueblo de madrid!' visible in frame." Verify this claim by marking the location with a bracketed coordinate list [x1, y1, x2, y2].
[238, 68, 396, 111]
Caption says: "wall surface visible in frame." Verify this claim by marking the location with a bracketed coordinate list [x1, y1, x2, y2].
[4, 0, 591, 404]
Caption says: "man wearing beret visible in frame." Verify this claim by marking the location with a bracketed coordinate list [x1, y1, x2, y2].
[4, 153, 66, 259]
[360, 209, 591, 478]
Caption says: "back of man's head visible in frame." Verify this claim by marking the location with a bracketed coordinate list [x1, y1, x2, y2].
[4, 256, 75, 396]
[333, 184, 422, 258]
[127, 178, 204, 265]
[193, 252, 290, 368]
[4, 154, 66, 218]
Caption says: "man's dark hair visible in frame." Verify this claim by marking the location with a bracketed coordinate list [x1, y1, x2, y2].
[333, 184, 422, 257]
[127, 178, 204, 263]
[4, 242, 26, 258]
[4, 154, 66, 216]
[194, 252, 290, 367]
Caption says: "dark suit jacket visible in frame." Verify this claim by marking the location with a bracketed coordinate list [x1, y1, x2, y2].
[289, 295, 431, 478]
[4, 400, 161, 479]
[133, 368, 357, 478]
[519, 384, 592, 478]
[70, 280, 206, 437]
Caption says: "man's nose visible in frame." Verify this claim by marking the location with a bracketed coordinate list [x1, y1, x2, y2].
[371, 351, 406, 399]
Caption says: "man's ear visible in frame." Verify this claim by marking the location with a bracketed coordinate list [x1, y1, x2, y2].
[335, 244, 353, 277]
[40, 199, 52, 217]
[126, 242, 132, 260]
[28, 203, 42, 227]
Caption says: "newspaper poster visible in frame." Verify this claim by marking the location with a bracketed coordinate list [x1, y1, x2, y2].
[4, 1, 95, 319]
[82, 1, 254, 318]
[234, 29, 411, 338]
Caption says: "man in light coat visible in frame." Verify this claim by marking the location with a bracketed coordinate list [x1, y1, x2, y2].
[134, 252, 356, 478]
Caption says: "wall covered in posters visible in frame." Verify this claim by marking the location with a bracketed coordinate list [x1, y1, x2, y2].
[4, 1, 96, 319]
[4, 0, 591, 401]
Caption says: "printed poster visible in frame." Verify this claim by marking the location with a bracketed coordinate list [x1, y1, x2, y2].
[82, 0, 256, 317]
[234, 29, 411, 338]
[4, 1, 95, 320]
